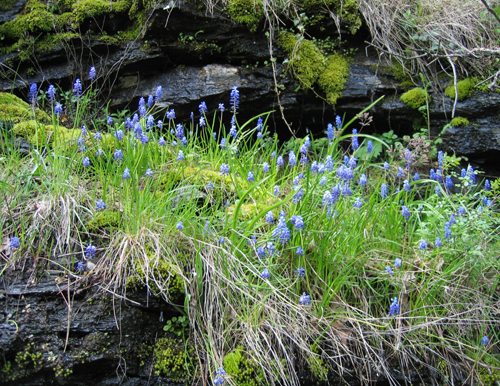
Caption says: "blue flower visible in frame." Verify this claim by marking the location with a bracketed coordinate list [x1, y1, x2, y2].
[177, 150, 184, 161]
[155, 85, 162, 101]
[83, 157, 90, 167]
[123, 168, 131, 179]
[325, 155, 334, 171]
[141, 134, 149, 144]
[293, 188, 304, 203]
[262, 162, 270, 173]
[218, 103, 225, 112]
[359, 174, 367, 186]
[95, 148, 103, 157]
[115, 130, 124, 141]
[394, 258, 402, 269]
[397, 167, 403, 179]
[257, 246, 266, 259]
[261, 269, 270, 280]
[93, 131, 102, 141]
[457, 207, 465, 216]
[158, 137, 166, 146]
[89, 66, 96, 80]
[353, 197, 363, 209]
[247, 171, 254, 182]
[77, 136, 86, 152]
[294, 267, 305, 277]
[147, 95, 154, 109]
[10, 237, 20, 249]
[351, 129, 359, 150]
[230, 86, 239, 113]
[367, 140, 373, 153]
[145, 168, 153, 178]
[335, 115, 342, 128]
[219, 237, 225, 244]
[176, 221, 184, 230]
[419, 239, 427, 249]
[435, 185, 442, 196]
[389, 297, 399, 315]
[319, 176, 327, 187]
[485, 179, 491, 191]
[96, 199, 106, 211]
[288, 150, 297, 167]
[272, 212, 290, 245]
[276, 156, 284, 168]
[81, 124, 88, 137]
[445, 175, 453, 190]
[199, 101, 207, 115]
[403, 179, 410, 191]
[481, 336, 489, 346]
[296, 247, 304, 256]
[54, 103, 63, 116]
[413, 172, 419, 181]
[175, 123, 184, 139]
[402, 205, 410, 220]
[76, 261, 85, 272]
[444, 221, 452, 240]
[220, 163, 229, 175]
[299, 292, 311, 305]
[207, 181, 214, 190]
[385, 266, 394, 275]
[384, 161, 390, 170]
[435, 237, 443, 248]
[85, 243, 96, 259]
[265, 211, 274, 224]
[73, 79, 82, 98]
[430, 168, 436, 180]
[438, 151, 444, 167]
[47, 84, 56, 103]
[273, 185, 280, 196]
[146, 115, 154, 130]
[404, 149, 413, 167]
[291, 215, 304, 231]
[220, 138, 226, 149]
[380, 182, 387, 200]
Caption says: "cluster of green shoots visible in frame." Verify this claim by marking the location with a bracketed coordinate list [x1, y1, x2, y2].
[1, 69, 499, 386]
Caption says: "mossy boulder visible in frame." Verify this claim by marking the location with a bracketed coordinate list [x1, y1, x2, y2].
[445, 78, 476, 101]
[450, 116, 470, 127]
[400, 87, 430, 109]
[0, 92, 50, 123]
[13, 120, 80, 149]
[72, 0, 132, 24]
[226, 0, 264, 32]
[223, 347, 264, 386]
[318, 54, 350, 105]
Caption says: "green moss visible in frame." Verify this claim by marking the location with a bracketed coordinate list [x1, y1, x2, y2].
[159, 165, 242, 192]
[12, 120, 81, 151]
[0, 343, 43, 381]
[0, 0, 15, 12]
[72, 0, 132, 24]
[445, 78, 476, 101]
[86, 210, 122, 231]
[400, 87, 430, 109]
[301, 0, 361, 34]
[0, 92, 50, 123]
[223, 347, 264, 386]
[450, 116, 470, 127]
[226, 0, 264, 32]
[317, 54, 350, 105]
[154, 337, 195, 381]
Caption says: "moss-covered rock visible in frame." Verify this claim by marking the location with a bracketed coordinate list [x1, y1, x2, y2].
[154, 337, 195, 381]
[445, 78, 476, 101]
[12, 119, 80, 149]
[226, 0, 264, 32]
[0, 92, 50, 123]
[86, 210, 122, 232]
[72, 0, 132, 24]
[400, 87, 430, 109]
[318, 54, 350, 105]
[301, 0, 362, 34]
[450, 116, 470, 127]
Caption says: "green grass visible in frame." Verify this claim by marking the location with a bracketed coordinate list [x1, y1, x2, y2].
[1, 74, 499, 386]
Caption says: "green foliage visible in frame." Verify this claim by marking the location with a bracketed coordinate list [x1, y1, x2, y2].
[318, 54, 350, 105]
[400, 87, 430, 109]
[301, 0, 362, 34]
[72, 0, 132, 24]
[450, 116, 470, 127]
[154, 337, 195, 381]
[0, 0, 15, 12]
[445, 78, 476, 101]
[163, 315, 189, 336]
[223, 347, 264, 386]
[86, 210, 122, 232]
[226, 0, 264, 32]
[0, 343, 43, 381]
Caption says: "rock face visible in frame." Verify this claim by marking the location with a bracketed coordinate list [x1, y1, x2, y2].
[0, 3, 499, 161]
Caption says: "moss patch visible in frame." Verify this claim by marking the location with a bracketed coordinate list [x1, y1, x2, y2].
[223, 347, 264, 386]
[0, 92, 50, 123]
[226, 0, 264, 32]
[445, 78, 476, 101]
[318, 54, 350, 105]
[13, 120, 80, 150]
[72, 0, 132, 24]
[301, 0, 362, 34]
[400, 87, 430, 109]
[86, 210, 122, 232]
[154, 337, 195, 381]
[450, 116, 470, 127]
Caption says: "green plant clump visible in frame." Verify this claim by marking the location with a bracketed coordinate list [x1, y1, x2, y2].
[154, 337, 195, 381]
[0, 92, 50, 123]
[301, 0, 362, 34]
[450, 116, 470, 127]
[86, 210, 122, 232]
[445, 78, 476, 101]
[223, 347, 264, 386]
[318, 54, 350, 105]
[400, 87, 430, 109]
[226, 0, 264, 32]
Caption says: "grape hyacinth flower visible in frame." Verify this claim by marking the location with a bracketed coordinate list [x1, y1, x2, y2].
[155, 85, 162, 101]
[219, 237, 225, 244]
[435, 185, 442, 196]
[54, 103, 63, 116]
[76, 261, 85, 272]
[10, 237, 20, 249]
[319, 176, 327, 187]
[207, 181, 214, 190]
[485, 179, 491, 191]
[325, 155, 334, 171]
[115, 130, 124, 141]
[404, 149, 414, 167]
[394, 258, 402, 269]
[93, 131, 102, 141]
[291, 215, 304, 231]
[397, 167, 404, 179]
[77, 136, 86, 152]
[199, 101, 207, 115]
[81, 124, 88, 137]
[89, 66, 96, 80]
[289, 150, 297, 167]
[299, 293, 311, 305]
[444, 221, 452, 240]
[83, 157, 90, 167]
[123, 168, 131, 179]
[353, 197, 363, 209]
[74, 79, 82, 98]
[367, 140, 373, 153]
[85, 243, 96, 259]
[96, 199, 106, 211]
[158, 137, 166, 146]
[419, 239, 427, 249]
[140, 134, 149, 145]
[220, 163, 229, 176]
[230, 86, 239, 113]
[273, 185, 280, 197]
[262, 162, 270, 173]
[229, 122, 238, 138]
[403, 179, 411, 192]
[147, 95, 154, 109]
[481, 336, 489, 346]
[359, 174, 367, 186]
[402, 205, 410, 220]
[265, 211, 274, 224]
[145, 168, 153, 178]
[384, 161, 390, 171]
[389, 297, 399, 315]
[176, 221, 184, 230]
[381, 183, 388, 199]
[351, 129, 359, 150]
[261, 269, 270, 280]
[276, 155, 284, 168]
[95, 148, 103, 157]
[146, 115, 154, 130]
[435, 237, 443, 248]
[272, 212, 290, 245]
[166, 109, 175, 120]
[294, 267, 305, 277]
[138, 97, 146, 116]
[220, 138, 226, 149]
[247, 171, 255, 182]
[47, 84, 56, 103]
[445, 175, 453, 190]
[199, 116, 206, 127]
[296, 247, 304, 256]
[218, 103, 225, 112]
[214, 367, 226, 386]
[293, 187, 304, 203]
[414, 172, 420, 181]
[327, 123, 334, 141]
[385, 266, 394, 275]
[257, 246, 266, 259]
[177, 150, 184, 161]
